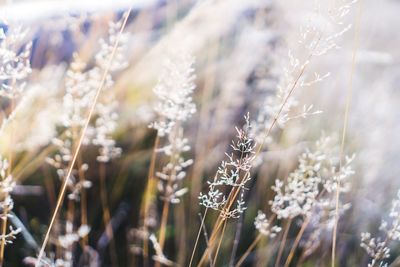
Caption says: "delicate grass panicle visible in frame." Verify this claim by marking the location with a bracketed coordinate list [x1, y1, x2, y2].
[253, 0, 357, 146]
[361, 190, 400, 267]
[199, 113, 256, 219]
[270, 135, 354, 220]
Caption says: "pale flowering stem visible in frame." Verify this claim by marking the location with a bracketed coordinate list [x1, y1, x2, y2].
[67, 196, 75, 263]
[0, 79, 16, 265]
[141, 135, 160, 266]
[332, 2, 363, 266]
[197, 187, 243, 267]
[284, 216, 311, 267]
[78, 157, 88, 245]
[35, 9, 132, 266]
[199, 153, 254, 267]
[189, 208, 209, 267]
[199, 52, 317, 263]
[254, 43, 316, 159]
[197, 49, 313, 266]
[283, 188, 327, 267]
[190, 42, 219, 228]
[235, 214, 277, 267]
[234, 234, 262, 267]
[157, 193, 170, 250]
[275, 219, 292, 267]
[198, 213, 214, 267]
[229, 211, 244, 267]
[99, 162, 118, 267]
[212, 219, 227, 267]
[197, 151, 247, 267]
[157, 126, 185, 267]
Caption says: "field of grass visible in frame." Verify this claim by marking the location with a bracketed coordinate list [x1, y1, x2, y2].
[0, 0, 399, 266]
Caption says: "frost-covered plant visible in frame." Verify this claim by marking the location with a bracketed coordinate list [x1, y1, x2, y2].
[150, 51, 196, 204]
[270, 135, 354, 219]
[361, 190, 400, 267]
[199, 114, 256, 219]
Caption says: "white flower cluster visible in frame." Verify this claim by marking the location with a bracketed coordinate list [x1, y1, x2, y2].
[361, 190, 400, 267]
[0, 25, 32, 99]
[199, 114, 256, 219]
[254, 211, 281, 238]
[270, 135, 354, 219]
[151, 51, 196, 204]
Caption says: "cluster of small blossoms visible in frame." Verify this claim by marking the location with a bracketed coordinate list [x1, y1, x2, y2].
[254, 211, 281, 238]
[0, 25, 32, 99]
[150, 51, 196, 204]
[361, 190, 400, 267]
[252, 1, 356, 144]
[270, 135, 354, 220]
[199, 114, 256, 219]
[0, 157, 20, 244]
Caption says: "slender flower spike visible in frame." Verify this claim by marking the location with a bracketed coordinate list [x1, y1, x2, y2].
[199, 114, 256, 219]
